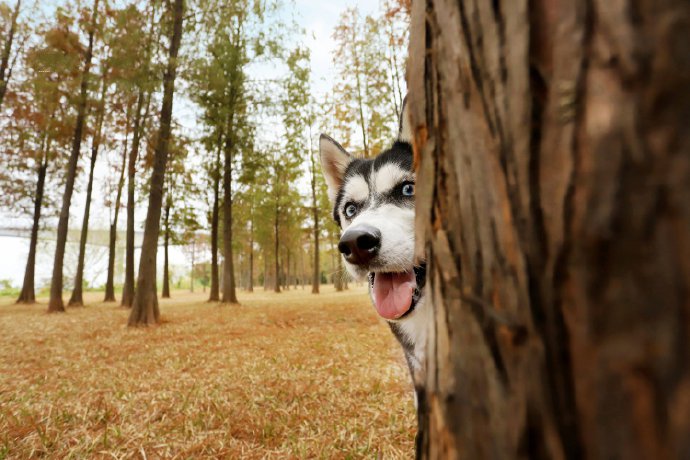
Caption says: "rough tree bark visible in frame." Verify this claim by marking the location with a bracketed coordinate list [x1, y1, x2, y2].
[48, 0, 99, 313]
[122, 91, 147, 307]
[128, 0, 184, 326]
[69, 67, 109, 307]
[0, 0, 21, 109]
[104, 106, 130, 302]
[408, 0, 690, 458]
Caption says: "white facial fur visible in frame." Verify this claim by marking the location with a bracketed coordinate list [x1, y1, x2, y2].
[374, 163, 409, 195]
[341, 204, 415, 279]
[338, 164, 429, 380]
[320, 98, 428, 392]
[341, 175, 369, 204]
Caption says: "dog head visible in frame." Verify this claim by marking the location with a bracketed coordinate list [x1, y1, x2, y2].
[320, 100, 426, 324]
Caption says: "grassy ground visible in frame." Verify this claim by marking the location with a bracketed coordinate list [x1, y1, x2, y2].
[0, 285, 415, 459]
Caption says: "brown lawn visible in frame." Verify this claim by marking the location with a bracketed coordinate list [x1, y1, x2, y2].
[0, 285, 415, 459]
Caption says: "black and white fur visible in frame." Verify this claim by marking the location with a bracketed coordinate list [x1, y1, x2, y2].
[319, 99, 428, 392]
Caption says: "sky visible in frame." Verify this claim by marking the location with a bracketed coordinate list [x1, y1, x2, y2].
[0, 0, 384, 288]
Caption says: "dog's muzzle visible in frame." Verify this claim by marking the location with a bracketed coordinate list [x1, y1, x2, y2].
[338, 225, 381, 266]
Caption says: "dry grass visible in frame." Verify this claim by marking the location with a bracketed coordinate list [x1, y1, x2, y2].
[0, 285, 415, 459]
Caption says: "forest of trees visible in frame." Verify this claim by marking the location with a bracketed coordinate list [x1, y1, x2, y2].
[0, 0, 410, 325]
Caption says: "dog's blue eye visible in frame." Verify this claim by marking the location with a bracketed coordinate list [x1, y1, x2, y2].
[402, 183, 415, 197]
[344, 203, 357, 218]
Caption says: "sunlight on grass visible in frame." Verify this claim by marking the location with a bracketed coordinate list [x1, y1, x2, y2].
[0, 285, 415, 458]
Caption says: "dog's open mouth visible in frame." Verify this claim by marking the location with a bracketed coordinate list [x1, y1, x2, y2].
[368, 264, 426, 320]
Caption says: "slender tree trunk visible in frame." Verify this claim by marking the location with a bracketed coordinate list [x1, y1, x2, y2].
[190, 238, 195, 293]
[0, 0, 20, 109]
[387, 21, 404, 120]
[273, 204, 281, 293]
[300, 246, 305, 290]
[409, 0, 690, 458]
[350, 24, 369, 157]
[104, 104, 131, 302]
[263, 254, 268, 291]
[122, 91, 148, 307]
[69, 68, 108, 307]
[387, 45, 400, 119]
[67, 144, 97, 306]
[128, 0, 184, 326]
[334, 237, 343, 292]
[221, 113, 238, 304]
[219, 260, 224, 295]
[330, 239, 335, 287]
[285, 249, 291, 290]
[292, 251, 298, 290]
[310, 136, 320, 294]
[247, 218, 254, 292]
[17, 149, 49, 304]
[161, 201, 171, 298]
[122, 3, 155, 307]
[209, 137, 221, 301]
[48, 0, 98, 313]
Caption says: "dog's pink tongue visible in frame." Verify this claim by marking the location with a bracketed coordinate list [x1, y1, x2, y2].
[372, 272, 415, 320]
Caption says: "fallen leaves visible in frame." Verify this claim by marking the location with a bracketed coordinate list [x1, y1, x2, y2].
[0, 285, 415, 458]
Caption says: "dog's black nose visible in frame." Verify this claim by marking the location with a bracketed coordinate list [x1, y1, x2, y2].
[338, 225, 381, 266]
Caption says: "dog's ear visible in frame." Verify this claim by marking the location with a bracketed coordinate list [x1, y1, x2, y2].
[398, 95, 413, 144]
[320, 134, 353, 203]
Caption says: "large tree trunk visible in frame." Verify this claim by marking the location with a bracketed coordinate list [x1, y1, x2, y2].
[161, 200, 171, 299]
[128, 0, 184, 326]
[104, 106, 130, 302]
[48, 0, 99, 313]
[221, 115, 238, 304]
[209, 139, 221, 301]
[0, 0, 20, 109]
[122, 91, 147, 307]
[69, 69, 108, 307]
[16, 148, 48, 304]
[409, 0, 690, 458]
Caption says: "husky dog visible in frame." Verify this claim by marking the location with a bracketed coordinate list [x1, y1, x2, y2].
[319, 100, 428, 394]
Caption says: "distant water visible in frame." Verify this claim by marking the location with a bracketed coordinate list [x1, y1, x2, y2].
[0, 236, 189, 290]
